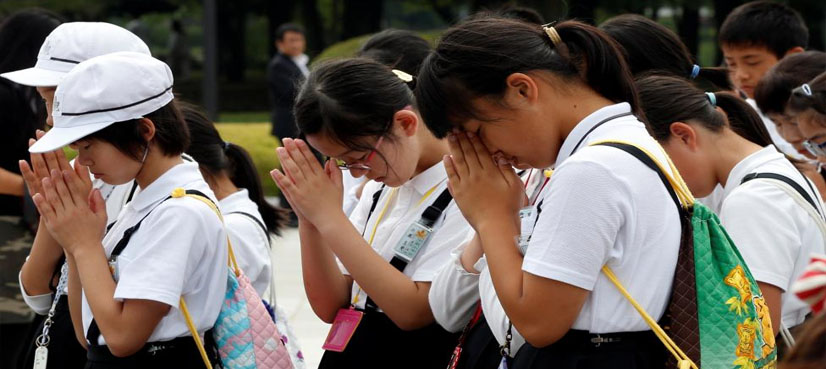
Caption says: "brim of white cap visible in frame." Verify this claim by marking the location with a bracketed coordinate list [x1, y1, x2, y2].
[0, 67, 65, 87]
[29, 121, 116, 153]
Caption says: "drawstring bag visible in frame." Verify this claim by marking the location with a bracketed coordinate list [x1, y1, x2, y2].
[593, 141, 777, 369]
[172, 189, 294, 369]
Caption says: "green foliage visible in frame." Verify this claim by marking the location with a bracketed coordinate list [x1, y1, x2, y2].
[313, 30, 442, 64]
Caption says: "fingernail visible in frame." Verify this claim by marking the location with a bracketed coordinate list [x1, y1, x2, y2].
[497, 157, 509, 166]
[467, 131, 475, 138]
[448, 134, 456, 142]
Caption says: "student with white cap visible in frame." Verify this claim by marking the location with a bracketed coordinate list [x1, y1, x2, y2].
[30, 51, 226, 368]
[5, 22, 153, 368]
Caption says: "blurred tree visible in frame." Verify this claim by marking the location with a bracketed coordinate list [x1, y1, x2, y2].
[342, 0, 383, 39]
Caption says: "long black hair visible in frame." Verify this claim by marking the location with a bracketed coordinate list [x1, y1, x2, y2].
[179, 102, 286, 236]
[600, 14, 732, 91]
[415, 16, 641, 138]
[357, 29, 431, 76]
[294, 58, 414, 154]
[0, 8, 62, 74]
[636, 74, 771, 147]
[755, 51, 826, 116]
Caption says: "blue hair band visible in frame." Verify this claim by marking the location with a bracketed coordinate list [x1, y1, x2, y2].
[690, 64, 701, 79]
[705, 92, 717, 107]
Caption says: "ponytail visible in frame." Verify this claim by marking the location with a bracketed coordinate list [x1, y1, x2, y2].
[224, 143, 286, 236]
[416, 16, 640, 138]
[636, 74, 770, 147]
[600, 14, 733, 92]
[179, 102, 286, 236]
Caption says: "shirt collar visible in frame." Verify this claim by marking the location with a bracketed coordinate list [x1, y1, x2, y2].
[405, 160, 447, 195]
[723, 145, 785, 198]
[554, 102, 633, 167]
[218, 189, 252, 213]
[128, 161, 204, 212]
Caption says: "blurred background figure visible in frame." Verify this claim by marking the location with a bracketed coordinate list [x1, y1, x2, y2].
[267, 23, 308, 226]
[167, 18, 191, 80]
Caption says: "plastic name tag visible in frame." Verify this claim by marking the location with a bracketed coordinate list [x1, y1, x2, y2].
[498, 356, 509, 369]
[518, 206, 537, 255]
[394, 222, 433, 262]
[33, 346, 47, 369]
[322, 307, 364, 352]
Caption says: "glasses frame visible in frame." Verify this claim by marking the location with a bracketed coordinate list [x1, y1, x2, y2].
[330, 136, 384, 171]
[803, 139, 826, 158]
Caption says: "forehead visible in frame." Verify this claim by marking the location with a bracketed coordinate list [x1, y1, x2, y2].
[282, 31, 304, 40]
[721, 44, 775, 59]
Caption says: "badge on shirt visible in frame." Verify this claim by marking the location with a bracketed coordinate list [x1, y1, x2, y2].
[394, 222, 433, 262]
[108, 258, 120, 282]
[518, 206, 538, 255]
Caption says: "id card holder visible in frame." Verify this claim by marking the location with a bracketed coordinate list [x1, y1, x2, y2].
[517, 206, 538, 255]
[394, 222, 433, 262]
[322, 307, 363, 352]
[108, 258, 119, 282]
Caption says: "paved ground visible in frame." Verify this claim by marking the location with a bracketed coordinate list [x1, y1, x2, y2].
[271, 227, 329, 369]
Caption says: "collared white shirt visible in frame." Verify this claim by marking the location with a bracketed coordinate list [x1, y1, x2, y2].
[341, 161, 472, 310]
[221, 189, 272, 296]
[82, 162, 228, 345]
[719, 145, 826, 328]
[292, 54, 310, 77]
[342, 171, 363, 216]
[522, 102, 681, 333]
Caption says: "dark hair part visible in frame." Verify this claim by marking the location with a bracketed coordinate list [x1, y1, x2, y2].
[179, 102, 285, 236]
[0, 8, 62, 74]
[755, 51, 826, 116]
[496, 4, 545, 25]
[294, 58, 414, 153]
[415, 17, 641, 138]
[719, 1, 808, 59]
[781, 312, 826, 369]
[788, 71, 826, 117]
[636, 74, 771, 147]
[276, 23, 304, 41]
[83, 101, 190, 160]
[600, 14, 732, 91]
[357, 29, 431, 76]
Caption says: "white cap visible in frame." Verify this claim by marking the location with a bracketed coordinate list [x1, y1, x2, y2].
[29, 52, 174, 153]
[0, 22, 150, 87]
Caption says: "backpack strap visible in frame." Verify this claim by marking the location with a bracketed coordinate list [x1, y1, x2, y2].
[741, 172, 824, 220]
[590, 141, 698, 369]
[227, 211, 271, 246]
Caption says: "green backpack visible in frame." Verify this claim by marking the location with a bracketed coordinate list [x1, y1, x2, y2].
[594, 141, 778, 369]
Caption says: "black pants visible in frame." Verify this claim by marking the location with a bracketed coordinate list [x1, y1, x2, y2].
[455, 315, 504, 369]
[84, 335, 218, 369]
[318, 309, 459, 369]
[511, 330, 667, 369]
[19, 295, 87, 369]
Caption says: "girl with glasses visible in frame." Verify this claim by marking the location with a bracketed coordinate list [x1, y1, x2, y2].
[271, 58, 472, 369]
[790, 72, 826, 163]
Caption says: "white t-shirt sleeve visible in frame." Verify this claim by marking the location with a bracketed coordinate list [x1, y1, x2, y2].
[428, 234, 480, 333]
[720, 184, 801, 291]
[522, 160, 628, 290]
[479, 265, 525, 354]
[18, 271, 53, 315]
[112, 201, 213, 308]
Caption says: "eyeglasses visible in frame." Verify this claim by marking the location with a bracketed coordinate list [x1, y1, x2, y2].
[329, 137, 384, 171]
[803, 139, 826, 158]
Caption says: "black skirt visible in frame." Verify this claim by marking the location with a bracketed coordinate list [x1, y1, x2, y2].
[318, 309, 460, 369]
[455, 315, 504, 369]
[511, 330, 667, 369]
[84, 335, 217, 369]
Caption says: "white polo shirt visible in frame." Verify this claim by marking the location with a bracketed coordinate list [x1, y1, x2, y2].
[719, 146, 826, 328]
[220, 189, 272, 296]
[522, 102, 681, 333]
[82, 161, 228, 345]
[340, 161, 472, 310]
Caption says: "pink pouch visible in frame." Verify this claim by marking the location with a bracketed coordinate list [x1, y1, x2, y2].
[321, 307, 364, 352]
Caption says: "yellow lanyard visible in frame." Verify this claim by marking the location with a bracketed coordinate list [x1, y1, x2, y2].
[352, 181, 443, 305]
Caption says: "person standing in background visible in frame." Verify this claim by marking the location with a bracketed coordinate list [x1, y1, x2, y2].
[267, 23, 309, 226]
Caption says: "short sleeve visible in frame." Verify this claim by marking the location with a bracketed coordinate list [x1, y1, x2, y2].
[428, 233, 479, 332]
[522, 159, 628, 290]
[720, 184, 801, 291]
[19, 271, 53, 315]
[409, 204, 473, 282]
[113, 200, 220, 308]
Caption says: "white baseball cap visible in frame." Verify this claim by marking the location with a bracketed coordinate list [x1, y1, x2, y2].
[29, 52, 174, 153]
[1, 22, 150, 87]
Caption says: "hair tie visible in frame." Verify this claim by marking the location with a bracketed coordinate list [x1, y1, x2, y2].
[705, 92, 717, 107]
[802, 83, 813, 96]
[690, 64, 701, 79]
[223, 141, 231, 151]
[391, 69, 416, 90]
